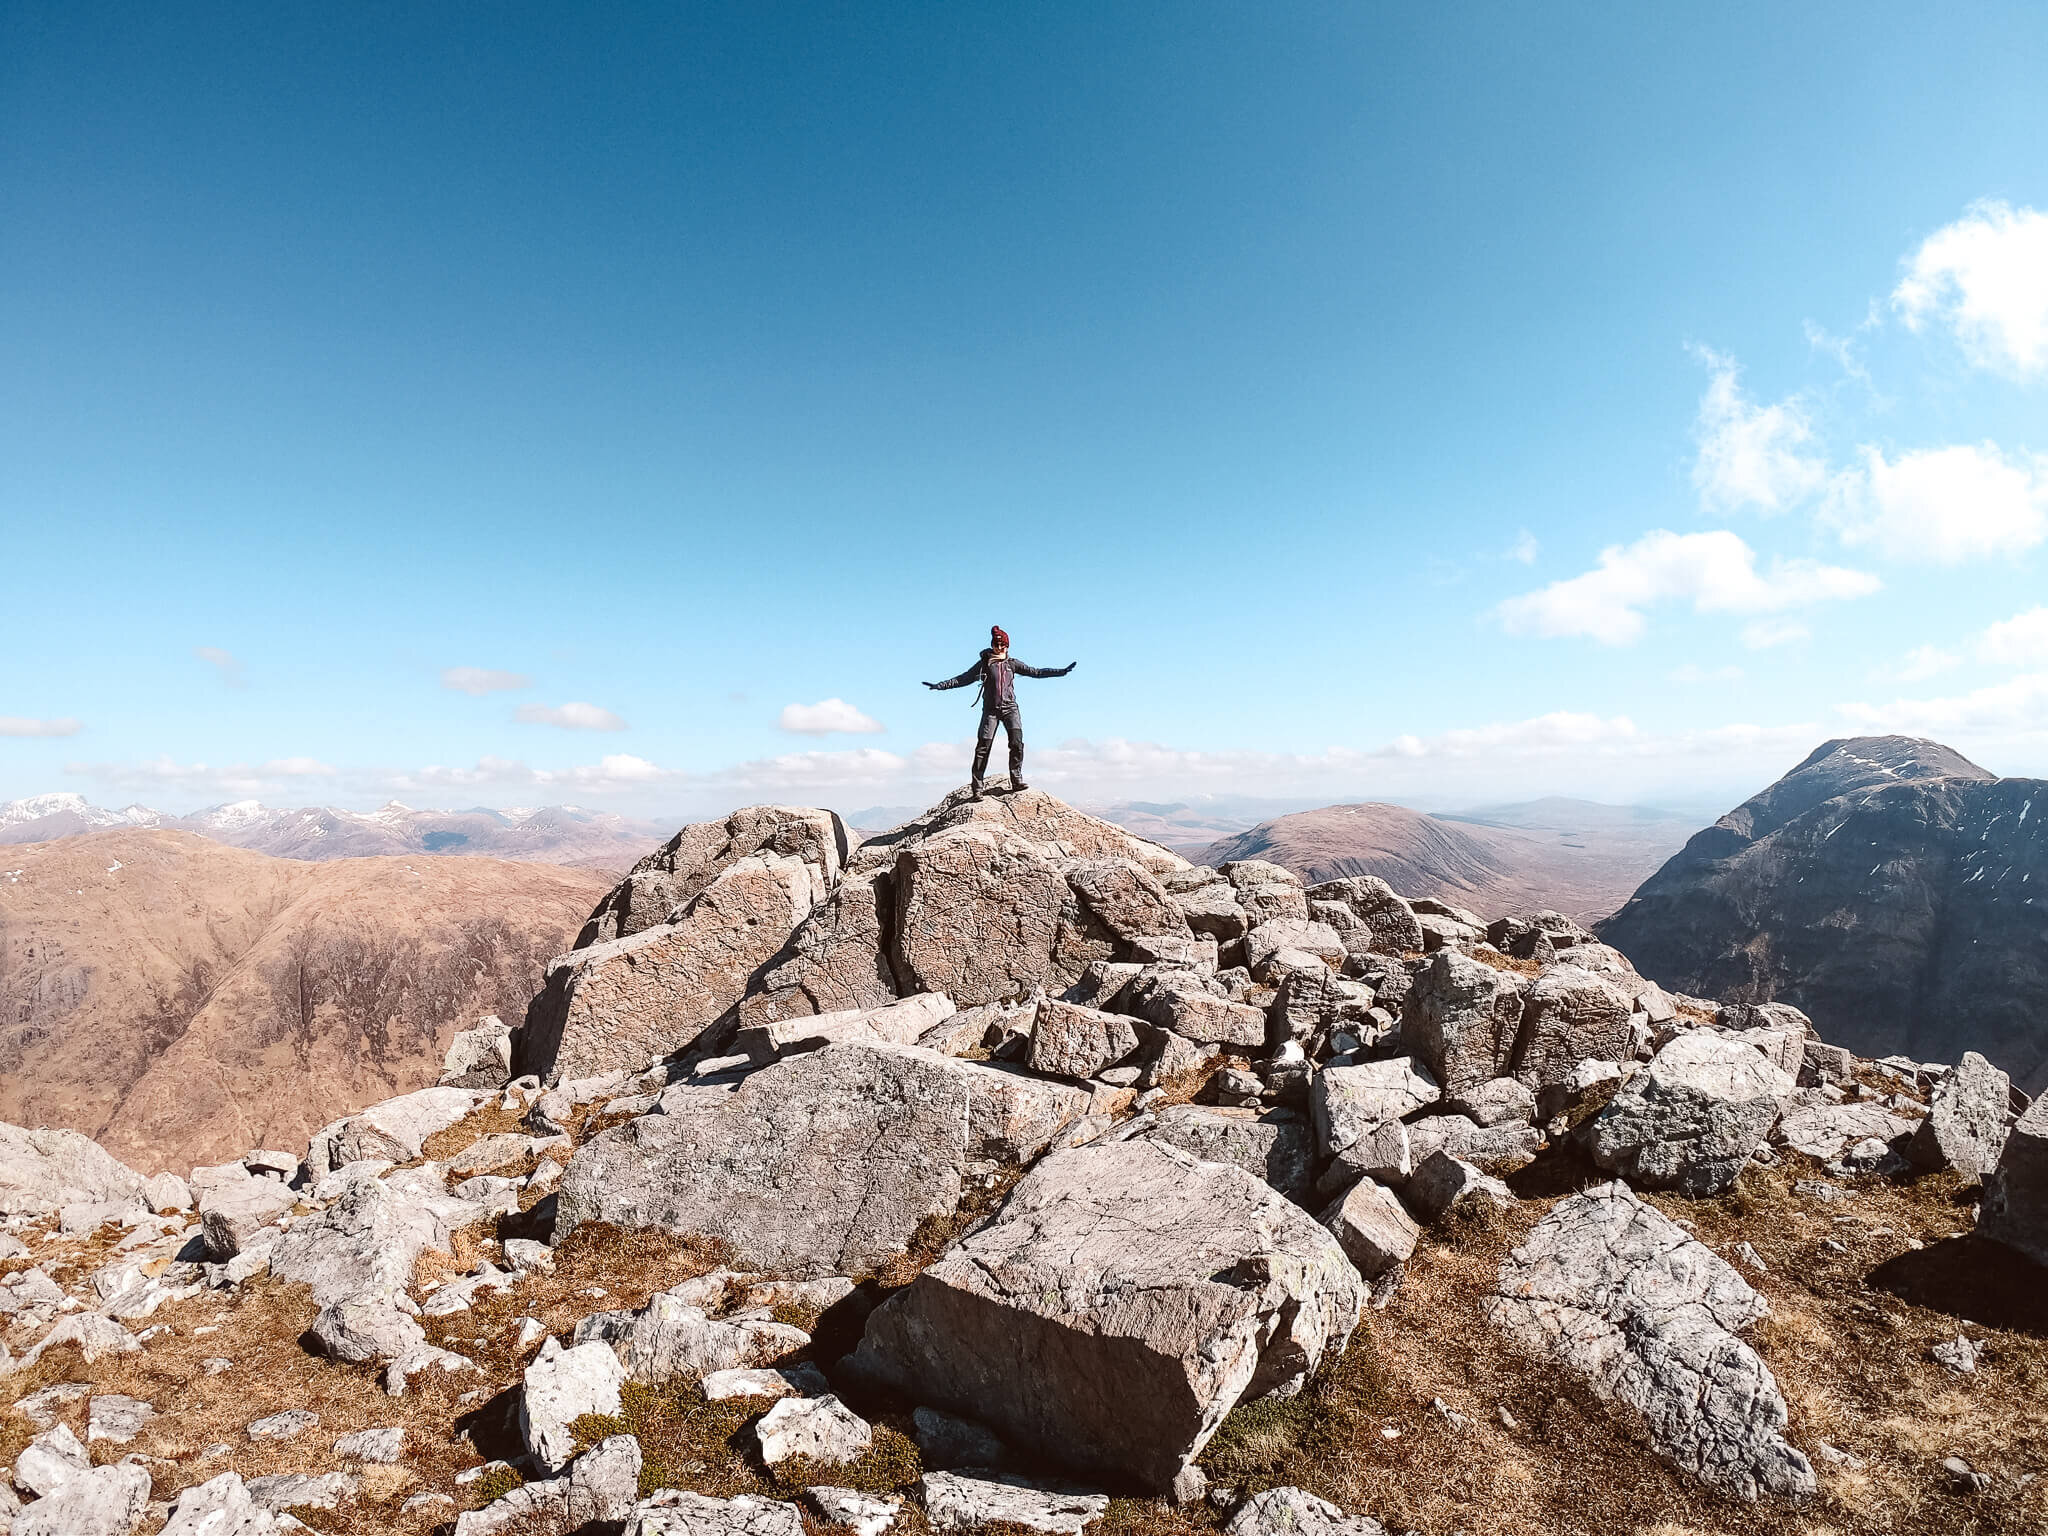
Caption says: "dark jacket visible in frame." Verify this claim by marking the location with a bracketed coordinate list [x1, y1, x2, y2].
[931, 649, 1072, 710]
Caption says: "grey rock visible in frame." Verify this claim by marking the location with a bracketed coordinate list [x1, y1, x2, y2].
[1450, 1076, 1538, 1128]
[702, 1365, 829, 1402]
[921, 1473, 1109, 1536]
[1067, 859, 1193, 948]
[1313, 1058, 1439, 1164]
[557, 1042, 1088, 1277]
[1306, 877, 1424, 957]
[1510, 964, 1634, 1091]
[16, 1424, 91, 1497]
[16, 1382, 90, 1431]
[159, 1472, 289, 1536]
[0, 1123, 148, 1218]
[912, 1406, 1014, 1470]
[1909, 1051, 2011, 1175]
[1226, 1486, 1387, 1536]
[13, 1314, 140, 1371]
[245, 1409, 317, 1442]
[852, 1139, 1364, 1492]
[441, 1014, 515, 1089]
[85, 1395, 154, 1445]
[310, 1293, 427, 1363]
[1931, 1335, 1982, 1374]
[1118, 1105, 1315, 1202]
[1584, 1033, 1794, 1197]
[14, 1463, 152, 1536]
[1245, 920, 1345, 976]
[625, 1490, 807, 1536]
[1123, 975, 1268, 1049]
[1027, 1000, 1142, 1080]
[1773, 1101, 1914, 1161]
[272, 1169, 482, 1306]
[738, 867, 900, 1028]
[1978, 1093, 2048, 1266]
[572, 1291, 807, 1384]
[1403, 950, 1529, 1096]
[521, 1336, 626, 1474]
[1404, 1152, 1514, 1222]
[1172, 882, 1250, 944]
[1485, 1181, 1815, 1500]
[143, 1173, 193, 1214]
[304, 1086, 483, 1172]
[1404, 1114, 1543, 1174]
[334, 1426, 406, 1462]
[1319, 1178, 1419, 1279]
[246, 1472, 356, 1512]
[581, 806, 848, 949]
[198, 1179, 296, 1260]
[754, 1394, 872, 1466]
[803, 1487, 901, 1536]
[527, 853, 822, 1083]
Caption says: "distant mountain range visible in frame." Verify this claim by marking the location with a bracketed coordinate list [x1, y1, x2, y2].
[0, 792, 667, 870]
[1192, 796, 1700, 922]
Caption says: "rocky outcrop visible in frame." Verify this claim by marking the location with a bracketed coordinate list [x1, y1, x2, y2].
[0, 1125, 148, 1217]
[1908, 1051, 2011, 1174]
[851, 1139, 1363, 1492]
[1977, 1094, 2048, 1266]
[524, 853, 823, 1082]
[1486, 1181, 1815, 1500]
[556, 1042, 1089, 1275]
[1582, 1034, 1792, 1196]
[1401, 950, 1527, 1096]
[1599, 736, 2048, 1092]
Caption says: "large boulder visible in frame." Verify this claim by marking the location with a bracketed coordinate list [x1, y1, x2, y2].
[1509, 964, 1634, 1090]
[1066, 860, 1193, 948]
[853, 787, 1189, 881]
[851, 1139, 1364, 1492]
[521, 1337, 625, 1474]
[573, 1289, 807, 1384]
[1485, 1182, 1815, 1501]
[1306, 877, 1424, 957]
[1313, 1058, 1438, 1184]
[16, 1462, 152, 1536]
[557, 1042, 1090, 1276]
[890, 825, 1111, 1007]
[1402, 950, 1529, 1096]
[1909, 1051, 2012, 1175]
[1582, 1034, 1793, 1196]
[738, 869, 901, 1026]
[1026, 1000, 1141, 1080]
[440, 1016, 515, 1089]
[271, 1168, 483, 1306]
[525, 853, 819, 1082]
[0, 1123, 148, 1217]
[1977, 1094, 2048, 1267]
[305, 1087, 483, 1172]
[578, 806, 850, 947]
[1115, 1105, 1316, 1202]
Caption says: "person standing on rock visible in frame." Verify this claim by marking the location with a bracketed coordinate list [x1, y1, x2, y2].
[924, 625, 1076, 799]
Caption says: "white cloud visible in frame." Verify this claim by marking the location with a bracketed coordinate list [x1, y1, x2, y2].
[404, 752, 672, 792]
[1506, 530, 1539, 565]
[442, 666, 532, 696]
[1978, 607, 2048, 669]
[1822, 442, 2048, 563]
[1893, 200, 2048, 377]
[1669, 664, 1744, 684]
[1739, 619, 1808, 650]
[1690, 348, 1825, 514]
[515, 702, 628, 731]
[1496, 529, 1879, 645]
[1838, 673, 2048, 736]
[1892, 645, 1961, 683]
[779, 699, 886, 736]
[65, 754, 335, 797]
[265, 757, 338, 776]
[0, 716, 82, 737]
[195, 647, 245, 688]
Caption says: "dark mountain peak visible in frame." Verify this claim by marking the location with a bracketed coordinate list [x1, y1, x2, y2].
[1721, 735, 1993, 843]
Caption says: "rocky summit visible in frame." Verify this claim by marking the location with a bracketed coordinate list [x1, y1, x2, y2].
[1, 784, 2045, 1536]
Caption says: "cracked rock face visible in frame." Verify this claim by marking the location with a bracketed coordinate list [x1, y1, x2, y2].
[921, 1473, 1109, 1536]
[1978, 1093, 2048, 1266]
[1909, 1050, 2011, 1175]
[525, 853, 821, 1083]
[1115, 1105, 1316, 1202]
[1485, 1181, 1816, 1501]
[627, 1491, 808, 1536]
[1306, 876, 1423, 958]
[851, 1139, 1364, 1492]
[1402, 949, 1529, 1096]
[0, 1124, 149, 1218]
[556, 1042, 1089, 1276]
[1510, 963, 1634, 1091]
[1582, 1033, 1793, 1196]
[1225, 1486, 1387, 1536]
[271, 1168, 481, 1307]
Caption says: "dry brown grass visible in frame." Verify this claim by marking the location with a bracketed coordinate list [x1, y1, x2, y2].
[1469, 948, 1542, 977]
[419, 1103, 533, 1163]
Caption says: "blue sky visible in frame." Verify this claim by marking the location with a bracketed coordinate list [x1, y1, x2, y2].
[3, 3, 2046, 819]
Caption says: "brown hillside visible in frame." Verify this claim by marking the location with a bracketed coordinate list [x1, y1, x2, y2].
[0, 829, 612, 1173]
[1196, 801, 1690, 923]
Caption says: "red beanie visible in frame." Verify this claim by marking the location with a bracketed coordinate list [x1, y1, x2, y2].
[991, 625, 1009, 648]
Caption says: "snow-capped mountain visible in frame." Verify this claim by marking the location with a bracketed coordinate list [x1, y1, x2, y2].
[0, 792, 665, 868]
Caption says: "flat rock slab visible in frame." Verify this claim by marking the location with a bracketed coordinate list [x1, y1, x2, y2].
[271, 1168, 483, 1306]
[626, 1491, 808, 1536]
[557, 1042, 1088, 1277]
[306, 1087, 483, 1171]
[1115, 1104, 1316, 1202]
[804, 1487, 901, 1536]
[1485, 1181, 1815, 1501]
[921, 1473, 1109, 1535]
[1226, 1487, 1387, 1536]
[15, 1462, 152, 1536]
[754, 1394, 873, 1465]
[852, 1139, 1364, 1492]
[521, 1337, 625, 1474]
[0, 1124, 148, 1218]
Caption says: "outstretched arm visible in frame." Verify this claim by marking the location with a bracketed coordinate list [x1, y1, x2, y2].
[1011, 660, 1077, 679]
[924, 660, 983, 690]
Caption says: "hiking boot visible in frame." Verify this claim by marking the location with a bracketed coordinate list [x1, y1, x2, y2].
[1009, 778, 1029, 792]
[969, 780, 985, 801]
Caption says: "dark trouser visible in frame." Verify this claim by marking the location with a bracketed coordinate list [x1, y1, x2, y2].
[973, 702, 1024, 784]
